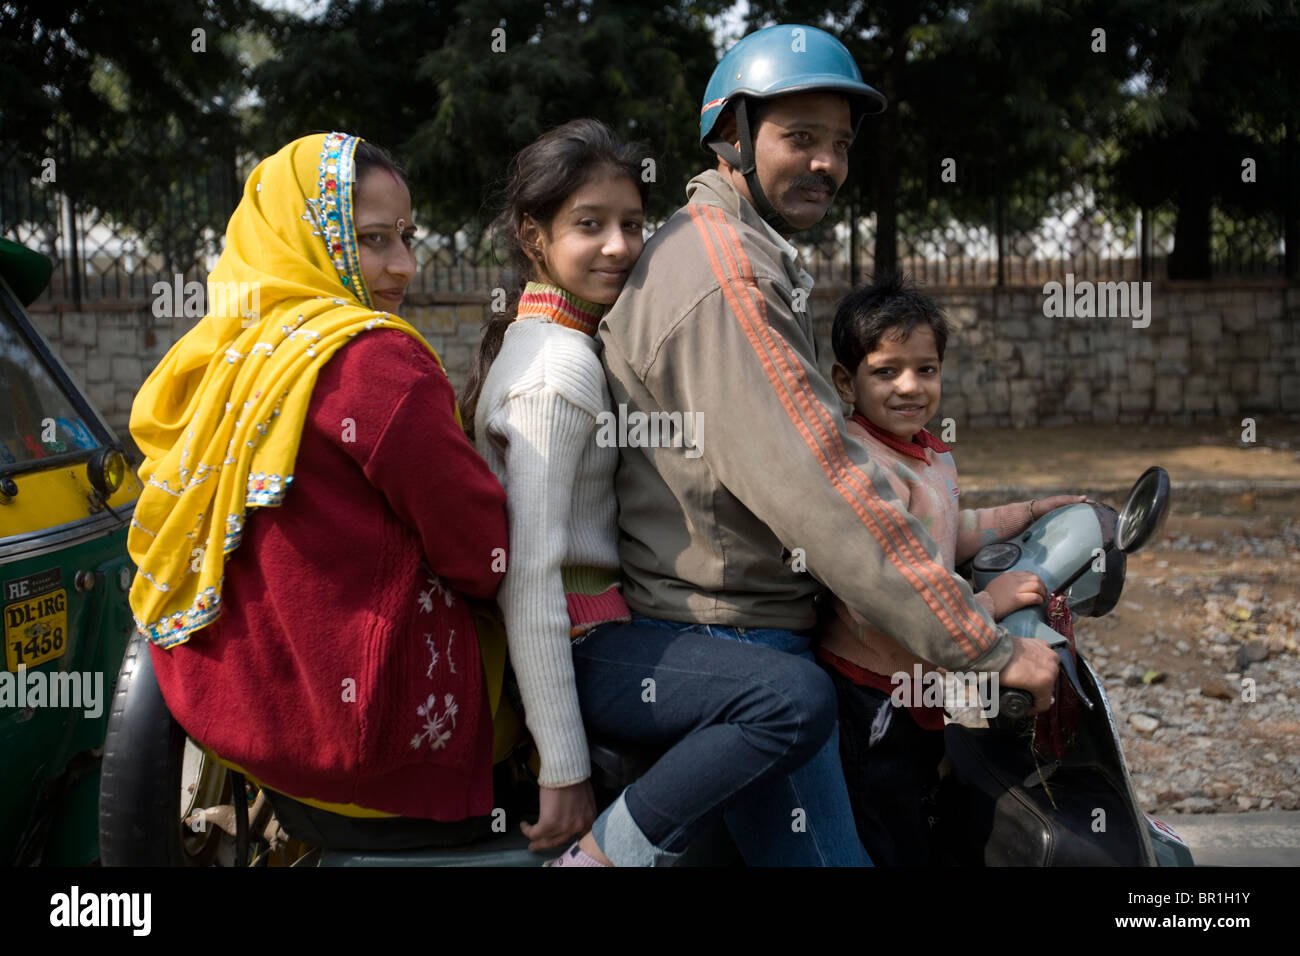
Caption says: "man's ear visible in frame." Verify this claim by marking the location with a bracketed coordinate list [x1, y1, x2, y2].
[715, 110, 738, 144]
[713, 110, 740, 170]
[831, 362, 857, 407]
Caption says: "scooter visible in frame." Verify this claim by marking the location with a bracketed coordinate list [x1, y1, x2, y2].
[937, 465, 1193, 866]
[98, 467, 1192, 866]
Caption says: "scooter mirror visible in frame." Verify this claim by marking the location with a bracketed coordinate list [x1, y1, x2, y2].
[1116, 466, 1171, 553]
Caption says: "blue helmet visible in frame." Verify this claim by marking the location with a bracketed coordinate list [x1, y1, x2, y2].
[699, 25, 886, 234]
[699, 24, 886, 148]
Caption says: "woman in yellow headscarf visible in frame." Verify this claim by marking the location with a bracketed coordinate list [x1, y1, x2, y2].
[128, 133, 509, 821]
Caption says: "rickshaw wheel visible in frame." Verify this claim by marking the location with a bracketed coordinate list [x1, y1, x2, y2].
[99, 632, 237, 866]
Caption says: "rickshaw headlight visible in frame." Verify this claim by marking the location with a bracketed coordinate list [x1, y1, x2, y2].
[88, 447, 128, 498]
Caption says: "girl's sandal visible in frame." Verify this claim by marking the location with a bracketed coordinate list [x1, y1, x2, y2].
[544, 841, 608, 867]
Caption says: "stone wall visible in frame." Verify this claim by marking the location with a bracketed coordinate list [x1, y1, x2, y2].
[808, 282, 1300, 430]
[25, 282, 1300, 443]
[26, 296, 484, 441]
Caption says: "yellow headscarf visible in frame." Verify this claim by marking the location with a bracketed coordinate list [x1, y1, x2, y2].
[128, 132, 445, 649]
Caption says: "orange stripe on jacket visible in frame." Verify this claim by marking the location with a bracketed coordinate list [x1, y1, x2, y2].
[686, 207, 966, 630]
[695, 207, 992, 652]
[690, 208, 988, 657]
[686, 204, 996, 659]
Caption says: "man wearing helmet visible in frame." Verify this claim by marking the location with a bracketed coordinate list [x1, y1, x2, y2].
[697, 34, 880, 237]
[598, 23, 1059, 865]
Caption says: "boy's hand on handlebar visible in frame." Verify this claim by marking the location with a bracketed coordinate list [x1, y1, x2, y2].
[999, 637, 1060, 714]
[1031, 494, 1090, 518]
[984, 570, 1049, 620]
[521, 779, 596, 851]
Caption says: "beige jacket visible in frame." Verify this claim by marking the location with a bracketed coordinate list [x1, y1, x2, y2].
[599, 170, 1013, 672]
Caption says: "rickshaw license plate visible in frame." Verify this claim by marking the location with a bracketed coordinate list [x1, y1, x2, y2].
[4, 569, 68, 671]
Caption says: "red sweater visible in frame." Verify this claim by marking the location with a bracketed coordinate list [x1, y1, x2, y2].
[151, 330, 509, 820]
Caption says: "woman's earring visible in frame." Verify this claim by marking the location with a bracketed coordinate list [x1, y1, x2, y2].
[521, 216, 545, 262]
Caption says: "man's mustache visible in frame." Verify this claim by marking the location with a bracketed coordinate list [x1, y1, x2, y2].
[790, 173, 839, 198]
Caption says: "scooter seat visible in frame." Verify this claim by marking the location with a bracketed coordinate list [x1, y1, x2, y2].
[255, 737, 661, 853]
[587, 738, 664, 795]
[264, 785, 499, 852]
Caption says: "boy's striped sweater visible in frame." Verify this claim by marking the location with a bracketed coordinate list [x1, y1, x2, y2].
[819, 413, 1038, 724]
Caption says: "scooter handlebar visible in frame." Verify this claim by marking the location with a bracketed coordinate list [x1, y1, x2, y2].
[998, 688, 1035, 721]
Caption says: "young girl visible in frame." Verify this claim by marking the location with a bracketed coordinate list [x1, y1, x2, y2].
[129, 133, 508, 824]
[460, 119, 842, 866]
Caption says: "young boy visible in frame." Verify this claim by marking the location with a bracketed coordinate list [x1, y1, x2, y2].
[818, 272, 1086, 865]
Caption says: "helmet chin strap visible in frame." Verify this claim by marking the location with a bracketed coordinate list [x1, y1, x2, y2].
[707, 97, 796, 237]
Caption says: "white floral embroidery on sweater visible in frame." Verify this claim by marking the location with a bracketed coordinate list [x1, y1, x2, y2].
[418, 574, 455, 614]
[410, 693, 458, 751]
[424, 633, 439, 677]
[413, 573, 460, 750]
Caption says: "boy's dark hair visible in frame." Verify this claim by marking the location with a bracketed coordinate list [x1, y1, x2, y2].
[831, 270, 950, 372]
[459, 118, 652, 438]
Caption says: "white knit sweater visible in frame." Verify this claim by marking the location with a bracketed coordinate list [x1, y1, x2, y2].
[473, 316, 622, 787]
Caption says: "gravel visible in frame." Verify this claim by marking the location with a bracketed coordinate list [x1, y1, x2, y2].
[1075, 520, 1300, 817]
[1092, 609, 1300, 816]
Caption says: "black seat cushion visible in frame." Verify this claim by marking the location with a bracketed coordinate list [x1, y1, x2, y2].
[263, 790, 490, 851]
[264, 759, 525, 852]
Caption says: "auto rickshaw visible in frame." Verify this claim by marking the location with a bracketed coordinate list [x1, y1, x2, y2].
[0, 237, 143, 865]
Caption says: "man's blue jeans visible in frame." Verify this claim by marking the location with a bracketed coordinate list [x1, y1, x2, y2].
[622, 613, 872, 866]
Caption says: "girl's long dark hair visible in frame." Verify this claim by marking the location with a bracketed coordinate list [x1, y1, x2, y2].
[458, 118, 650, 439]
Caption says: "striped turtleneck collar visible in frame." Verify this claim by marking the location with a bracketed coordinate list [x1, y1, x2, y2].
[516, 281, 608, 336]
[851, 412, 951, 464]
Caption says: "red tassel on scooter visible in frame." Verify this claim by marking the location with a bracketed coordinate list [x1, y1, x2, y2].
[1034, 594, 1080, 759]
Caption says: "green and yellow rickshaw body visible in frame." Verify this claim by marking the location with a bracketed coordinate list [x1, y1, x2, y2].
[0, 239, 143, 865]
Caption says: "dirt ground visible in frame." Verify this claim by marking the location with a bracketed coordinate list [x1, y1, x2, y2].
[951, 417, 1300, 815]
[952, 417, 1300, 491]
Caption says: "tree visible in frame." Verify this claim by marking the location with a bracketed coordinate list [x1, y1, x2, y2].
[252, 0, 725, 238]
[1103, 0, 1300, 278]
[743, 0, 1129, 279]
[0, 1, 262, 270]
[250, 0, 462, 164]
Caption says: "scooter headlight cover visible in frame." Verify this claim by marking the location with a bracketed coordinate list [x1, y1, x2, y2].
[971, 541, 1021, 573]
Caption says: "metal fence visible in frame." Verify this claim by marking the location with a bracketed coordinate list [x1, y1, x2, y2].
[801, 169, 1292, 287]
[2, 160, 1291, 307]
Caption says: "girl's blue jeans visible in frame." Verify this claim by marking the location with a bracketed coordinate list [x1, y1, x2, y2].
[570, 613, 873, 866]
